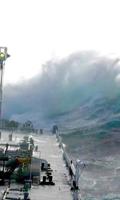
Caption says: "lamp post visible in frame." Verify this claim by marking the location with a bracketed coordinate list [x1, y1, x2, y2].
[0, 47, 10, 130]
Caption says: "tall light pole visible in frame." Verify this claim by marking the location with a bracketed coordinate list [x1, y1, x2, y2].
[0, 47, 10, 130]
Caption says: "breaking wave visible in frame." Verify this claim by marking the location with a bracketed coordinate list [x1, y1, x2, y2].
[3, 51, 120, 130]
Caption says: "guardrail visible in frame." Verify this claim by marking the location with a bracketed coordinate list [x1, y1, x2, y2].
[56, 131, 82, 200]
[56, 132, 76, 173]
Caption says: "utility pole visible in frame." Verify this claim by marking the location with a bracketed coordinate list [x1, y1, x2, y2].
[0, 47, 10, 130]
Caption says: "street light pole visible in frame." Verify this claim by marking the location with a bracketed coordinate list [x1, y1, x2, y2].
[0, 62, 4, 130]
[0, 47, 10, 130]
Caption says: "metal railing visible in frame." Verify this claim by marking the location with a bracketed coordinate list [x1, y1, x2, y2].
[56, 131, 82, 200]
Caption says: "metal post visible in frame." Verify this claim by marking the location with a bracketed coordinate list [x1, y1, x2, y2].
[0, 47, 10, 131]
[39, 150, 41, 184]
[0, 62, 4, 130]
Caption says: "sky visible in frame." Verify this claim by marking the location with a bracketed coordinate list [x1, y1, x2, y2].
[0, 0, 120, 84]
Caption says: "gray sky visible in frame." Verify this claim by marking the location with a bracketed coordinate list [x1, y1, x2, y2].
[1, 0, 120, 84]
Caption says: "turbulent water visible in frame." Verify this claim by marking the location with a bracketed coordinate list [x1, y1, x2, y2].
[49, 52, 120, 199]
[4, 51, 120, 199]
[58, 93, 120, 199]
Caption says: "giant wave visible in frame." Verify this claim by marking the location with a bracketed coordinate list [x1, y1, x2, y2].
[3, 51, 120, 129]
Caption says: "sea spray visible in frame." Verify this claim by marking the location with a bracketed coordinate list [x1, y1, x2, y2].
[3, 51, 120, 126]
